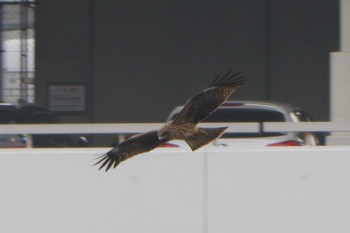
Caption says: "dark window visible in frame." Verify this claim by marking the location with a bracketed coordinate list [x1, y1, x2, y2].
[0, 110, 26, 147]
[0, 110, 21, 123]
[204, 108, 286, 138]
[204, 108, 285, 123]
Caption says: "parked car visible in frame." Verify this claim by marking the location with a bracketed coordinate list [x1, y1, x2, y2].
[0, 103, 88, 148]
[166, 100, 324, 148]
[0, 104, 28, 148]
[18, 104, 89, 148]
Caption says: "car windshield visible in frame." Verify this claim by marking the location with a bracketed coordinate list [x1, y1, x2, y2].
[0, 110, 21, 123]
[0, 134, 22, 142]
[204, 108, 286, 138]
[0, 110, 25, 147]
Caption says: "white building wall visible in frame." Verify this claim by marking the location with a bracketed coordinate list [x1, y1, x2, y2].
[1, 147, 350, 233]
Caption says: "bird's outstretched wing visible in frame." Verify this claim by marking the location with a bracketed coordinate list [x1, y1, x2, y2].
[94, 130, 164, 171]
[172, 69, 246, 125]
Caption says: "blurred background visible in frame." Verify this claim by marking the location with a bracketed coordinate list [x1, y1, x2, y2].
[0, 0, 340, 146]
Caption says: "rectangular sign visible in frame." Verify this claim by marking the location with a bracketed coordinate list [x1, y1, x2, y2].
[48, 83, 86, 112]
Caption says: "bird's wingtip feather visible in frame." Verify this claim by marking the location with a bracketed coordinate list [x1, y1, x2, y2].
[210, 69, 246, 87]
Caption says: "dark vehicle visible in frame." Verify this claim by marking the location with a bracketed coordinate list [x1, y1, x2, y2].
[0, 105, 27, 148]
[0, 103, 88, 148]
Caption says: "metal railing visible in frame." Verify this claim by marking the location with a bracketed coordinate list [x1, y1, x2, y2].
[0, 122, 348, 134]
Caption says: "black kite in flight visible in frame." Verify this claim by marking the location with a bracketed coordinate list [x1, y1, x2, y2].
[95, 70, 246, 171]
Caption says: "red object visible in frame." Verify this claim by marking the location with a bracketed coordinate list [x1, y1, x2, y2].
[159, 142, 179, 148]
[267, 140, 302, 146]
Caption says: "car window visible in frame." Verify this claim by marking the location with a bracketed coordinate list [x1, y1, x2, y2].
[0, 110, 26, 147]
[0, 110, 21, 123]
[204, 108, 285, 123]
[202, 108, 286, 138]
[0, 134, 22, 141]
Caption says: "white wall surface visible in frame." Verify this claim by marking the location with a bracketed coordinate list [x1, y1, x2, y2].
[0, 147, 350, 233]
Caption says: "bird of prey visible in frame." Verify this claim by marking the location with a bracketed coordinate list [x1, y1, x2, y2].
[95, 70, 246, 171]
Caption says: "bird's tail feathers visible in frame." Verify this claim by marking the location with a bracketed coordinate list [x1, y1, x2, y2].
[184, 127, 227, 151]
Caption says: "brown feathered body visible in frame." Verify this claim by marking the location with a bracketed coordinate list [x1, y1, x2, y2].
[158, 121, 196, 140]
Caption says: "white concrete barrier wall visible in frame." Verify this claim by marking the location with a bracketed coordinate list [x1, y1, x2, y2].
[1, 147, 350, 233]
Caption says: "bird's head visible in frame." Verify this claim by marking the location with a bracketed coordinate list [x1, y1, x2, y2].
[158, 123, 172, 142]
